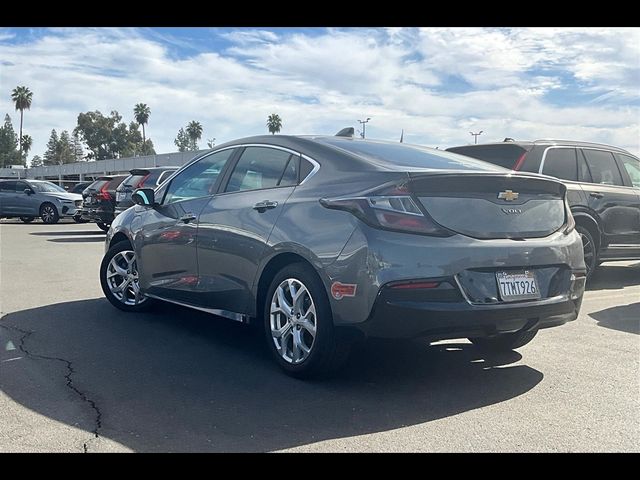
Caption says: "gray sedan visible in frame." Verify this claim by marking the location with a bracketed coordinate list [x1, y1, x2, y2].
[0, 179, 83, 224]
[101, 134, 586, 378]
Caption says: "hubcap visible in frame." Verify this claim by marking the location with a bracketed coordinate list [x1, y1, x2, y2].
[580, 231, 595, 276]
[106, 250, 147, 306]
[42, 206, 55, 223]
[270, 278, 317, 364]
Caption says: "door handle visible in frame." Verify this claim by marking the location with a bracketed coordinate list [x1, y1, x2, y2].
[253, 200, 278, 212]
[589, 192, 604, 199]
[179, 213, 197, 223]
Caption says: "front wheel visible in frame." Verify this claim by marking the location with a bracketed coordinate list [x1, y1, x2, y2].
[469, 329, 538, 352]
[576, 225, 598, 280]
[100, 241, 154, 312]
[96, 221, 110, 232]
[20, 216, 35, 223]
[40, 203, 59, 224]
[264, 263, 352, 378]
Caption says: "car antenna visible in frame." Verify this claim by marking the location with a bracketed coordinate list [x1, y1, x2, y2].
[335, 127, 355, 138]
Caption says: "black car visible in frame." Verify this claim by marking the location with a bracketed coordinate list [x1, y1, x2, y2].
[447, 140, 640, 278]
[70, 181, 93, 195]
[79, 175, 127, 231]
[114, 167, 178, 217]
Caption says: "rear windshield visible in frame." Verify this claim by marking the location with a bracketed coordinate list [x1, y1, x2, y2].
[446, 144, 527, 169]
[320, 138, 507, 172]
[107, 177, 127, 190]
[88, 179, 110, 191]
[120, 174, 147, 189]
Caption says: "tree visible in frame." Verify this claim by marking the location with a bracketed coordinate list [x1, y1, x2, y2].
[72, 132, 85, 161]
[0, 114, 21, 167]
[207, 138, 216, 148]
[43, 129, 59, 165]
[21, 134, 32, 159]
[74, 110, 142, 160]
[133, 103, 150, 149]
[57, 131, 75, 164]
[30, 155, 43, 167]
[266, 113, 282, 135]
[11, 86, 33, 158]
[174, 127, 190, 152]
[186, 121, 203, 151]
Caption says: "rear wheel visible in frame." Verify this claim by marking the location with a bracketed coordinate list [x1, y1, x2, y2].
[40, 203, 59, 224]
[576, 225, 598, 280]
[20, 216, 35, 223]
[73, 214, 89, 223]
[469, 329, 538, 352]
[264, 263, 352, 378]
[100, 241, 154, 312]
[96, 221, 110, 232]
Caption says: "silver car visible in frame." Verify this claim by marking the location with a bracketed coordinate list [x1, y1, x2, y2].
[0, 179, 82, 224]
[101, 135, 586, 378]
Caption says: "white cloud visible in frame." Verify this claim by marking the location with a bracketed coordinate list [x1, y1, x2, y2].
[0, 26, 638, 163]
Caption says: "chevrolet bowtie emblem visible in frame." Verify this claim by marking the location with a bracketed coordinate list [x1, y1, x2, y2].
[498, 190, 519, 201]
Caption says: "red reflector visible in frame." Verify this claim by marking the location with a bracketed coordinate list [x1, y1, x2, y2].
[391, 281, 440, 290]
[331, 282, 357, 300]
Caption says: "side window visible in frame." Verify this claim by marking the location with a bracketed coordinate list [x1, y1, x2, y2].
[300, 158, 316, 182]
[15, 181, 29, 193]
[615, 153, 640, 188]
[577, 151, 593, 182]
[582, 149, 624, 186]
[225, 147, 296, 193]
[164, 149, 234, 204]
[156, 170, 174, 186]
[542, 148, 577, 181]
[0, 181, 17, 192]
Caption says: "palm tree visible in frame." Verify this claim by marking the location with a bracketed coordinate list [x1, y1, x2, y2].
[266, 113, 282, 135]
[186, 121, 203, 150]
[21, 134, 32, 159]
[11, 86, 33, 158]
[133, 103, 151, 146]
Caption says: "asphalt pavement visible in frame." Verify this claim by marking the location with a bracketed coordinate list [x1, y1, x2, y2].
[1, 219, 638, 452]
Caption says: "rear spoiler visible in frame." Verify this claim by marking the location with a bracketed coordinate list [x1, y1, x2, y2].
[129, 169, 151, 176]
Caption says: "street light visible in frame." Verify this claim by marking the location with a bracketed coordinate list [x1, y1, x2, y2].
[358, 118, 371, 139]
[470, 131, 483, 144]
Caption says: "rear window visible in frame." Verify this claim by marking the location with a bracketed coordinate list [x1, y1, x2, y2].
[107, 177, 127, 190]
[321, 138, 506, 172]
[446, 144, 527, 169]
[121, 174, 147, 189]
[88, 180, 110, 191]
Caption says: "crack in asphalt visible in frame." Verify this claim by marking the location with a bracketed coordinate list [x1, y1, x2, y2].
[0, 323, 102, 453]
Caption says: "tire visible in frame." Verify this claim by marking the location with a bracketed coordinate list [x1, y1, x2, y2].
[96, 221, 110, 232]
[263, 263, 352, 379]
[100, 240, 154, 312]
[40, 203, 59, 224]
[469, 329, 538, 352]
[73, 214, 89, 223]
[576, 225, 598, 280]
[20, 216, 35, 223]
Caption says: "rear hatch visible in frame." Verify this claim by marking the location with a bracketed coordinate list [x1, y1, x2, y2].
[409, 172, 567, 239]
[116, 171, 148, 205]
[83, 179, 110, 206]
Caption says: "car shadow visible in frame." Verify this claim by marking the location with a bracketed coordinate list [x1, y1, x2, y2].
[587, 262, 640, 291]
[47, 237, 105, 243]
[30, 231, 105, 236]
[588, 302, 640, 335]
[0, 298, 543, 452]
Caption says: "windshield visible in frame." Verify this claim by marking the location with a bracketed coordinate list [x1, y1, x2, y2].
[31, 181, 67, 193]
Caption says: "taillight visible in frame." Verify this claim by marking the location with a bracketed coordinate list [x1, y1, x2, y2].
[96, 183, 112, 201]
[320, 184, 453, 237]
[135, 174, 150, 188]
[513, 151, 528, 171]
[563, 197, 575, 234]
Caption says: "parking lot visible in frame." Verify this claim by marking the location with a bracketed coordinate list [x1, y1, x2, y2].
[0, 219, 638, 452]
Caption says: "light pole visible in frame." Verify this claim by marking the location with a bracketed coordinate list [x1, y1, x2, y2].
[358, 118, 371, 139]
[470, 130, 483, 144]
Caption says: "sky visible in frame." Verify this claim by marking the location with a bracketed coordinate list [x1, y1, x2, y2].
[1, 27, 639, 164]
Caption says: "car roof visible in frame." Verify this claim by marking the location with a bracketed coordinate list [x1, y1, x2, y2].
[448, 139, 633, 155]
[129, 167, 179, 175]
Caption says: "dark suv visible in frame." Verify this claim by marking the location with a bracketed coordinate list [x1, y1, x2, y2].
[447, 140, 640, 278]
[79, 175, 127, 231]
[114, 167, 178, 217]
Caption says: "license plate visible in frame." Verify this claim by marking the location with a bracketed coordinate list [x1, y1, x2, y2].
[496, 270, 540, 302]
[116, 192, 125, 201]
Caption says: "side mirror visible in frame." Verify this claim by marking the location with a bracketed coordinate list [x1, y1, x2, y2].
[24, 188, 34, 195]
[132, 188, 155, 206]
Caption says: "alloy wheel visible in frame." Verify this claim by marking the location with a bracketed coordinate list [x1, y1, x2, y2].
[580, 231, 595, 277]
[270, 278, 317, 364]
[41, 205, 56, 223]
[105, 250, 147, 306]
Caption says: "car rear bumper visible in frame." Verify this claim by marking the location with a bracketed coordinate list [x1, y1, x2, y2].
[358, 284, 583, 339]
[78, 207, 114, 224]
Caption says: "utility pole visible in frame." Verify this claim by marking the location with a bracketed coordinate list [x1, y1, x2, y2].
[358, 118, 371, 139]
[469, 130, 483, 144]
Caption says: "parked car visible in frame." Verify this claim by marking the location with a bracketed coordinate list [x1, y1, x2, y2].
[447, 140, 640, 279]
[100, 135, 586, 378]
[114, 167, 178, 217]
[78, 175, 127, 231]
[0, 179, 82, 224]
[70, 182, 93, 195]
